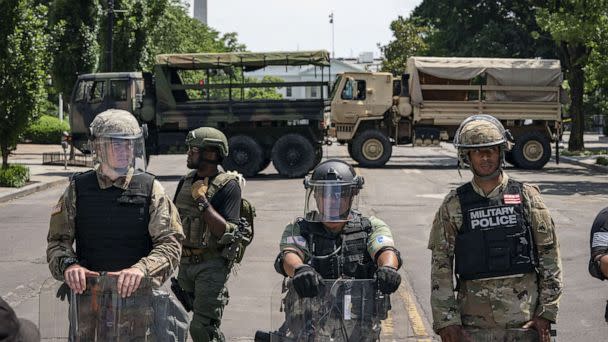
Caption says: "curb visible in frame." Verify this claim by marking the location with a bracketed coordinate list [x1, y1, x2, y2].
[558, 155, 608, 173]
[0, 178, 68, 204]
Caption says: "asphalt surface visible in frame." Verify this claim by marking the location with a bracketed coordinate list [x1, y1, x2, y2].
[1, 143, 607, 341]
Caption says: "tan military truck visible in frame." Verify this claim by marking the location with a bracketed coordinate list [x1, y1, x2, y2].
[327, 57, 564, 169]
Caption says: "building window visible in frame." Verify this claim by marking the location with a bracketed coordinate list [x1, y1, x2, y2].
[311, 86, 318, 98]
[286, 87, 292, 97]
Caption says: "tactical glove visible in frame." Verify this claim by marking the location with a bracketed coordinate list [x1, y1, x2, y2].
[191, 179, 209, 200]
[375, 266, 401, 294]
[292, 264, 322, 298]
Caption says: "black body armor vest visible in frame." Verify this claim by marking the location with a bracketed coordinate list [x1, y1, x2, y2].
[455, 179, 537, 280]
[298, 213, 376, 279]
[74, 170, 154, 272]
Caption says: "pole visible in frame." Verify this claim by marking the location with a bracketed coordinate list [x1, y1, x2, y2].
[329, 12, 335, 59]
[58, 93, 63, 122]
[107, 0, 114, 72]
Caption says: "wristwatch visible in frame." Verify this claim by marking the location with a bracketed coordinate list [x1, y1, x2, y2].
[62, 257, 79, 272]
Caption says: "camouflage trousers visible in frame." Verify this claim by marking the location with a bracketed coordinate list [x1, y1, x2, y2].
[178, 257, 231, 342]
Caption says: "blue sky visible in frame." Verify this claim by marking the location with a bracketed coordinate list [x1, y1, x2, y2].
[188, 0, 422, 58]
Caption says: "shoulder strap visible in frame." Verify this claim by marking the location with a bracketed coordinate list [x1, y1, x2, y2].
[173, 170, 196, 203]
[208, 172, 239, 200]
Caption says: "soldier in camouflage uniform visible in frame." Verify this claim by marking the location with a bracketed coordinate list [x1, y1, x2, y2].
[428, 115, 563, 342]
[274, 159, 402, 341]
[46, 109, 187, 340]
[173, 127, 244, 342]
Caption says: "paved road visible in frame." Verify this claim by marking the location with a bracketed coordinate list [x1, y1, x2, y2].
[1, 143, 607, 341]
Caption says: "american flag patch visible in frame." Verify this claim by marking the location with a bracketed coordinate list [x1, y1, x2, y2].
[503, 194, 521, 204]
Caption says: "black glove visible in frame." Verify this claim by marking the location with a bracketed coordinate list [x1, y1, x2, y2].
[375, 266, 401, 294]
[292, 264, 322, 298]
[56, 282, 71, 302]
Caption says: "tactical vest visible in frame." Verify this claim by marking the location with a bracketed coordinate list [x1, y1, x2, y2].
[74, 170, 154, 272]
[174, 171, 238, 252]
[298, 213, 376, 279]
[455, 179, 537, 281]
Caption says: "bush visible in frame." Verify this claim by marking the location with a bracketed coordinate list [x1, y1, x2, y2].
[22, 115, 70, 144]
[597, 156, 608, 166]
[0, 164, 30, 187]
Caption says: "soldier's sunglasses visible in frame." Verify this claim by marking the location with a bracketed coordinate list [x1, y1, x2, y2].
[187, 146, 200, 153]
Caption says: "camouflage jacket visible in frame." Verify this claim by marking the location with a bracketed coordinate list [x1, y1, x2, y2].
[46, 170, 184, 286]
[428, 172, 562, 332]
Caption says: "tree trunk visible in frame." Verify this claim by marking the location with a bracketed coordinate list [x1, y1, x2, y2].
[1, 144, 9, 169]
[567, 64, 586, 151]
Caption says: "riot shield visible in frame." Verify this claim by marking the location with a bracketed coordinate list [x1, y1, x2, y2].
[39, 275, 179, 341]
[259, 278, 389, 342]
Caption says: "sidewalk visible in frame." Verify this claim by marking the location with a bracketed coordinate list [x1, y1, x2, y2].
[557, 133, 608, 173]
[0, 144, 90, 203]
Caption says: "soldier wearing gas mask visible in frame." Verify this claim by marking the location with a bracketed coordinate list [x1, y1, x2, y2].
[428, 115, 563, 342]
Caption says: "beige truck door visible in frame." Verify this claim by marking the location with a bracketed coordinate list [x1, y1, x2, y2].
[334, 77, 367, 124]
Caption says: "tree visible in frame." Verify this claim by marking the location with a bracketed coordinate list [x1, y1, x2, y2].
[412, 0, 556, 59]
[48, 0, 101, 97]
[0, 0, 50, 168]
[245, 76, 284, 100]
[379, 16, 431, 75]
[99, 0, 169, 72]
[536, 0, 608, 151]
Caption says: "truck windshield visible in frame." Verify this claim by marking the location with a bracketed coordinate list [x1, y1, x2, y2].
[329, 75, 342, 101]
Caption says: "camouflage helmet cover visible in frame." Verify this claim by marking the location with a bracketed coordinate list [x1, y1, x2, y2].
[90, 109, 142, 138]
[453, 114, 510, 149]
[185, 127, 229, 158]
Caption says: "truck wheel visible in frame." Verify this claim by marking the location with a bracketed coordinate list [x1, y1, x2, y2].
[314, 146, 323, 166]
[511, 131, 551, 169]
[504, 151, 517, 167]
[271, 134, 316, 178]
[351, 130, 392, 167]
[223, 135, 263, 177]
[347, 143, 354, 159]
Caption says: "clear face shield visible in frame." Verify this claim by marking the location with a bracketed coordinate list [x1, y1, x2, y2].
[92, 133, 146, 178]
[304, 180, 360, 222]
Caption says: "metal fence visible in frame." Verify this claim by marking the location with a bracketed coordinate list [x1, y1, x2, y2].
[42, 152, 93, 167]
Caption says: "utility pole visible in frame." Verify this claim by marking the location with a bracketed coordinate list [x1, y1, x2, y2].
[329, 12, 335, 59]
[106, 0, 114, 72]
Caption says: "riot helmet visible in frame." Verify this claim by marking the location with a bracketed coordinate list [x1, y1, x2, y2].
[185, 127, 228, 168]
[89, 109, 146, 178]
[453, 114, 512, 179]
[303, 159, 364, 222]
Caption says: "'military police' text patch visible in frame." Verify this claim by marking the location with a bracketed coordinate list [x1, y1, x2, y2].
[468, 205, 518, 230]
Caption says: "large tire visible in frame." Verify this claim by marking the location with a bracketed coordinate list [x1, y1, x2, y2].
[351, 129, 392, 167]
[347, 143, 354, 159]
[314, 146, 323, 166]
[271, 134, 316, 178]
[504, 151, 517, 167]
[222, 135, 263, 177]
[511, 131, 551, 169]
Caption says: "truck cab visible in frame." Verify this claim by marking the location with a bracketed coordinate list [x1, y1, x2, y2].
[69, 72, 145, 153]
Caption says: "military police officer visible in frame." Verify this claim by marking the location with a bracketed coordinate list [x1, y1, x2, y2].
[274, 159, 402, 339]
[428, 115, 563, 342]
[174, 127, 243, 342]
[589, 207, 608, 280]
[46, 109, 186, 339]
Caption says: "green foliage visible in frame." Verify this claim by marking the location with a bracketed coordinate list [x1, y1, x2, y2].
[597, 156, 608, 166]
[412, 0, 557, 58]
[536, 0, 608, 151]
[48, 0, 101, 96]
[245, 76, 284, 100]
[0, 0, 50, 168]
[22, 115, 70, 144]
[379, 16, 430, 75]
[146, 1, 245, 71]
[0, 164, 30, 187]
[100, 0, 169, 72]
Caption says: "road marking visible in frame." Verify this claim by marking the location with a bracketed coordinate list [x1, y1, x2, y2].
[402, 169, 422, 174]
[381, 310, 394, 337]
[415, 193, 448, 199]
[397, 281, 431, 340]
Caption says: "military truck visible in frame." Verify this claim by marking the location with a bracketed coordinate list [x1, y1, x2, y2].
[69, 51, 331, 178]
[327, 57, 565, 169]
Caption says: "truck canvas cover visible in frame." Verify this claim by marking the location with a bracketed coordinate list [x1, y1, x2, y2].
[407, 57, 563, 104]
[155, 50, 330, 71]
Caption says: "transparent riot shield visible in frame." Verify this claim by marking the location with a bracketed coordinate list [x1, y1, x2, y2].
[464, 328, 541, 342]
[39, 275, 178, 342]
[259, 278, 389, 342]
